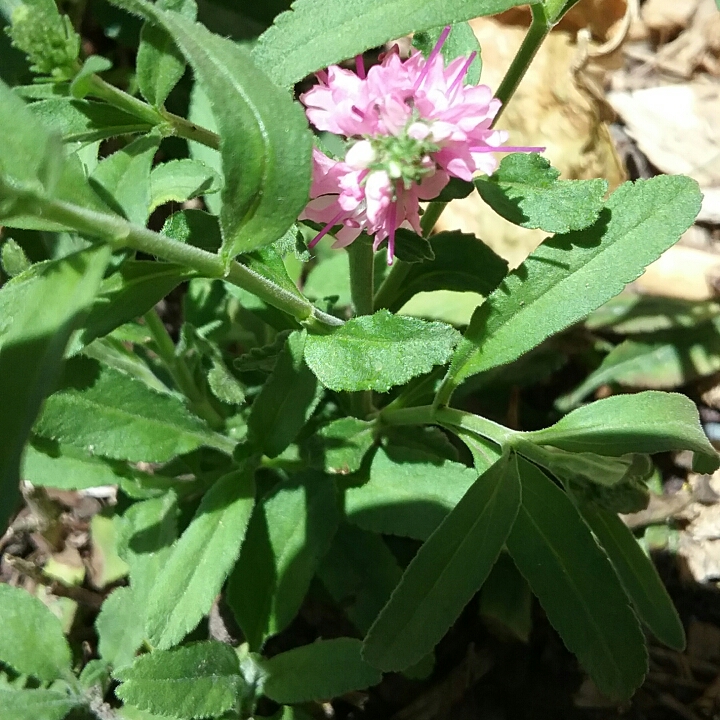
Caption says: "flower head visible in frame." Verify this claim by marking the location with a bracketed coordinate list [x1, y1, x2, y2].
[299, 28, 540, 263]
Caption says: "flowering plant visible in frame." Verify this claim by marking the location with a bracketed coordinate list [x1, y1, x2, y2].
[0, 0, 715, 717]
[300, 28, 538, 262]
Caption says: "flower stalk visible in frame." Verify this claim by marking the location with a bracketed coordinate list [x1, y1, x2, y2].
[492, 5, 553, 125]
[347, 236, 375, 316]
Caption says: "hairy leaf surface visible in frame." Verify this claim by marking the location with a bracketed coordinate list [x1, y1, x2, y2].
[363, 454, 520, 671]
[109, 0, 312, 257]
[506, 459, 647, 700]
[305, 310, 460, 392]
[0, 247, 109, 531]
[144, 468, 255, 649]
[527, 391, 719, 472]
[253, 0, 538, 87]
[447, 176, 702, 393]
[262, 638, 382, 704]
[0, 584, 72, 681]
[116, 642, 243, 718]
[35, 357, 234, 463]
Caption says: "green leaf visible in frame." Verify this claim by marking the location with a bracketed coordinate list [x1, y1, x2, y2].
[70, 55, 113, 99]
[478, 552, 532, 642]
[247, 331, 319, 458]
[363, 454, 520, 671]
[187, 84, 222, 215]
[474, 153, 607, 233]
[0, 246, 109, 531]
[318, 523, 403, 633]
[241, 246, 306, 301]
[227, 473, 338, 648]
[96, 586, 146, 670]
[22, 437, 149, 490]
[390, 227, 435, 264]
[78, 658, 111, 691]
[1, 238, 30, 276]
[207, 360, 245, 405]
[527, 391, 719, 472]
[110, 0, 312, 258]
[137, 0, 196, 107]
[0, 78, 68, 192]
[35, 357, 234, 463]
[162, 208, 222, 252]
[505, 458, 647, 700]
[90, 132, 160, 225]
[517, 441, 648, 489]
[29, 98, 151, 143]
[0, 584, 72, 681]
[90, 512, 131, 587]
[115, 642, 244, 718]
[117, 491, 178, 603]
[144, 467, 255, 649]
[580, 505, 685, 651]
[385, 231, 508, 313]
[82, 336, 171, 395]
[454, 428, 503, 473]
[262, 638, 382, 704]
[447, 176, 703, 393]
[149, 159, 221, 213]
[0, 688, 79, 720]
[304, 309, 461, 393]
[586, 295, 720, 334]
[311, 417, 376, 475]
[558, 327, 720, 409]
[412, 21, 481, 85]
[435, 176, 474, 202]
[345, 446, 478, 540]
[253, 0, 536, 87]
[66, 260, 194, 355]
[303, 252, 351, 307]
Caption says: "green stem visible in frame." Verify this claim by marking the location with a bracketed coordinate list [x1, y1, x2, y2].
[378, 404, 436, 428]
[372, 259, 410, 311]
[435, 407, 516, 446]
[492, 5, 552, 126]
[420, 200, 447, 236]
[373, 200, 444, 311]
[85, 74, 221, 150]
[378, 404, 515, 447]
[347, 237, 374, 316]
[8, 185, 341, 332]
[347, 238, 375, 417]
[143, 309, 224, 428]
[429, 10, 552, 410]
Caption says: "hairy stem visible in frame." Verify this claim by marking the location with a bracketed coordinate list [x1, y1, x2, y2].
[347, 238, 375, 417]
[347, 237, 374, 316]
[420, 200, 447, 236]
[143, 308, 224, 428]
[379, 404, 515, 446]
[373, 200, 444, 311]
[6, 184, 341, 332]
[85, 74, 221, 150]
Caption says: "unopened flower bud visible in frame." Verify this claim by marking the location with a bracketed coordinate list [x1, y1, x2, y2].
[387, 160, 403, 179]
[407, 122, 431, 141]
[345, 140, 376, 170]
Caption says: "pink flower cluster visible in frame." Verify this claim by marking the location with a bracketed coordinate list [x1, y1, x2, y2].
[299, 27, 536, 263]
